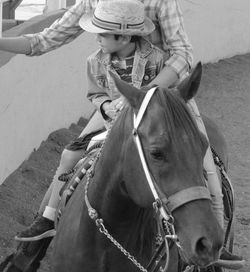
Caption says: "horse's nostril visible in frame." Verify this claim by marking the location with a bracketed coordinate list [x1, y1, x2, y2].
[195, 237, 212, 259]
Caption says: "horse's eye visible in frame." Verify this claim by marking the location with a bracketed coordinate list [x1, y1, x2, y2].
[150, 149, 165, 161]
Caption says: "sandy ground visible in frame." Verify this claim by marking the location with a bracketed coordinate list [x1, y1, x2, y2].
[0, 53, 250, 271]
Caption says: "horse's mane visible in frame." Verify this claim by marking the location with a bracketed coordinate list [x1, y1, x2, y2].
[157, 88, 208, 149]
[124, 208, 155, 261]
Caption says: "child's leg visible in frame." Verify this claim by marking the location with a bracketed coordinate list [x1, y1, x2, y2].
[42, 149, 84, 221]
[15, 111, 105, 241]
[15, 149, 84, 241]
[43, 111, 105, 220]
[38, 182, 53, 214]
[187, 99, 224, 229]
[46, 111, 105, 211]
[79, 110, 105, 136]
[37, 150, 85, 216]
[37, 111, 104, 215]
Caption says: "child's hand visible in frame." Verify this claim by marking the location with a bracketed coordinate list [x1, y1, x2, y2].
[102, 101, 117, 119]
[102, 97, 125, 119]
[112, 97, 126, 111]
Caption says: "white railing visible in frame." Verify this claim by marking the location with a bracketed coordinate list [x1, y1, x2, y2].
[0, 0, 68, 37]
[0, 0, 9, 37]
[46, 0, 66, 12]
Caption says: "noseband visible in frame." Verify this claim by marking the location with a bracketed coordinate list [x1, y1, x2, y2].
[85, 87, 211, 272]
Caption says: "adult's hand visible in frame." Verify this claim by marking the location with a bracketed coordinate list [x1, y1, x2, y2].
[148, 66, 178, 89]
[0, 37, 31, 55]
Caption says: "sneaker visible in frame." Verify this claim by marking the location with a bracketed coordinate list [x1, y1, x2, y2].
[15, 215, 56, 242]
[215, 248, 245, 270]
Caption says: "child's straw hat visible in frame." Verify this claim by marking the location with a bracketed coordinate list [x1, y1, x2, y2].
[79, 0, 155, 36]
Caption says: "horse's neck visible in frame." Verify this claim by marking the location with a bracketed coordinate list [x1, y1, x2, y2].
[89, 175, 154, 263]
[88, 114, 131, 213]
[89, 151, 138, 227]
[86, 121, 155, 262]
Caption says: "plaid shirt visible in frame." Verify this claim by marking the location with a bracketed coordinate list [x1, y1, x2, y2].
[24, 0, 193, 79]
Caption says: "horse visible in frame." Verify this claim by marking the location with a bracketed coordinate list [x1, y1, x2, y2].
[52, 63, 225, 272]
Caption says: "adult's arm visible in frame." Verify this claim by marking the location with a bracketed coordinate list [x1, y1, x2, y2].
[0, 37, 31, 54]
[149, 0, 193, 87]
[148, 65, 178, 89]
[24, 0, 98, 56]
[0, 0, 97, 56]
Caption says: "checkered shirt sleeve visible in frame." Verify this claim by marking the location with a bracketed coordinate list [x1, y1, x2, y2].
[145, 0, 193, 79]
[23, 0, 97, 56]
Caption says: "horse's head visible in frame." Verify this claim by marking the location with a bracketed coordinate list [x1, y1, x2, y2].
[109, 63, 223, 267]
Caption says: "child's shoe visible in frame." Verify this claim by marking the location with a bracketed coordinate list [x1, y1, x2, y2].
[15, 215, 56, 242]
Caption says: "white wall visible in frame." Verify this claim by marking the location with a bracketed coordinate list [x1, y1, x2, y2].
[15, 0, 46, 20]
[46, 0, 66, 12]
[180, 0, 250, 63]
[0, 33, 97, 183]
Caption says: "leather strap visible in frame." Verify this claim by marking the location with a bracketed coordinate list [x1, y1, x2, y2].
[162, 186, 211, 212]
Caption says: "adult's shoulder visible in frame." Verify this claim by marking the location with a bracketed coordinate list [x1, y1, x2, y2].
[143, 0, 168, 12]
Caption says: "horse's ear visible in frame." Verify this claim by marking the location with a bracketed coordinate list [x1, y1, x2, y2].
[108, 71, 144, 110]
[178, 62, 202, 102]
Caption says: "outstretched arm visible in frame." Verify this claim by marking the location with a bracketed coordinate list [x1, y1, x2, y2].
[0, 37, 31, 54]
[0, 0, 97, 56]
[24, 0, 97, 56]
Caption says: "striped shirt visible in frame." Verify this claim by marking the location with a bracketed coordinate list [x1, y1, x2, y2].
[111, 55, 134, 84]
[24, 0, 193, 79]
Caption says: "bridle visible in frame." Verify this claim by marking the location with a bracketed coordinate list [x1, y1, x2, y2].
[133, 86, 212, 216]
[85, 87, 212, 272]
[132, 87, 212, 270]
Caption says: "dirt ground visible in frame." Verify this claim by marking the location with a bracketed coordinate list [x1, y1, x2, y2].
[0, 53, 250, 271]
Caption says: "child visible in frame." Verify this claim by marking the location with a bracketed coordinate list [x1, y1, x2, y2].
[83, 1, 167, 124]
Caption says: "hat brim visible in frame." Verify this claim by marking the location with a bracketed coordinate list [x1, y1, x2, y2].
[79, 11, 155, 36]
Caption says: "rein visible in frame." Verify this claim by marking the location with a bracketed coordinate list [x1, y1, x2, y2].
[84, 87, 212, 272]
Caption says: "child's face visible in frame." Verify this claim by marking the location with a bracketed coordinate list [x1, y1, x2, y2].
[95, 33, 128, 54]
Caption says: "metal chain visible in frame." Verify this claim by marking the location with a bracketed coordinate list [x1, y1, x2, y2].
[183, 265, 195, 272]
[97, 219, 148, 272]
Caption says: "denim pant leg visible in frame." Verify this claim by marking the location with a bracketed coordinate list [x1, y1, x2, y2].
[187, 98, 224, 228]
